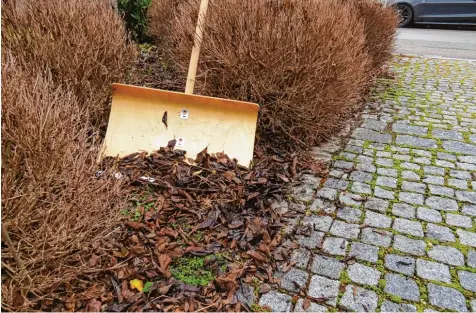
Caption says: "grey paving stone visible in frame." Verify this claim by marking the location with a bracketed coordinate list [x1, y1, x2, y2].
[324, 178, 348, 191]
[457, 229, 476, 247]
[322, 236, 348, 256]
[329, 220, 360, 239]
[463, 204, 476, 216]
[376, 158, 394, 167]
[280, 268, 309, 292]
[396, 135, 437, 149]
[376, 176, 397, 188]
[340, 152, 357, 161]
[361, 228, 392, 247]
[380, 300, 416, 312]
[416, 259, 451, 283]
[336, 207, 362, 223]
[423, 175, 445, 185]
[334, 160, 354, 170]
[316, 187, 338, 201]
[351, 182, 372, 195]
[347, 263, 381, 286]
[438, 152, 457, 161]
[425, 196, 458, 211]
[470, 300, 476, 313]
[364, 211, 392, 228]
[393, 235, 426, 256]
[399, 192, 424, 205]
[363, 119, 387, 132]
[290, 248, 311, 269]
[310, 199, 336, 214]
[393, 123, 428, 136]
[428, 283, 468, 312]
[298, 231, 325, 249]
[310, 255, 344, 280]
[339, 193, 363, 207]
[393, 218, 424, 237]
[374, 187, 395, 200]
[413, 149, 432, 157]
[446, 213, 472, 228]
[429, 185, 455, 197]
[385, 254, 415, 276]
[402, 170, 421, 181]
[458, 155, 476, 164]
[425, 166, 446, 176]
[302, 215, 333, 232]
[426, 223, 455, 242]
[456, 190, 476, 204]
[402, 162, 421, 170]
[468, 250, 476, 268]
[428, 245, 465, 266]
[339, 285, 378, 312]
[450, 169, 472, 180]
[349, 242, 379, 263]
[357, 155, 374, 164]
[448, 178, 468, 189]
[392, 203, 416, 218]
[350, 171, 373, 183]
[308, 275, 340, 306]
[401, 181, 426, 194]
[413, 157, 432, 165]
[294, 299, 328, 312]
[457, 162, 476, 171]
[346, 145, 364, 154]
[364, 197, 389, 213]
[376, 151, 392, 158]
[458, 271, 476, 292]
[258, 291, 292, 312]
[417, 207, 442, 223]
[394, 154, 412, 161]
[435, 159, 455, 168]
[384, 273, 420, 302]
[433, 128, 464, 140]
[352, 128, 392, 144]
[377, 168, 397, 177]
[442, 140, 476, 156]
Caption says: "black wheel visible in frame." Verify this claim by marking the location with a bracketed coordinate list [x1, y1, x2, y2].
[395, 3, 413, 27]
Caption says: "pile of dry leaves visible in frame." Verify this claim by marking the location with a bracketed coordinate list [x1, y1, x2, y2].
[43, 145, 325, 312]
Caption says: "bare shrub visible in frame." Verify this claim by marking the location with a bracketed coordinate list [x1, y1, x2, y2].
[1, 55, 126, 311]
[351, 0, 398, 73]
[147, 0, 186, 42]
[154, 0, 372, 146]
[1, 0, 136, 126]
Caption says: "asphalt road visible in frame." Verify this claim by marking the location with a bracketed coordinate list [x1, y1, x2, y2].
[396, 27, 476, 60]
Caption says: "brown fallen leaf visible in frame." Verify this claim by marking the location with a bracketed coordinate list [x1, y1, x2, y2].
[259, 283, 271, 294]
[246, 250, 267, 262]
[86, 299, 102, 312]
[125, 221, 146, 230]
[158, 253, 172, 278]
[303, 298, 311, 310]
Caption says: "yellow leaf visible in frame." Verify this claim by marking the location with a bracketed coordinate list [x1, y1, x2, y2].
[130, 279, 143, 292]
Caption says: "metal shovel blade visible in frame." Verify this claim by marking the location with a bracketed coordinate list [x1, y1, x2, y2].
[101, 83, 260, 167]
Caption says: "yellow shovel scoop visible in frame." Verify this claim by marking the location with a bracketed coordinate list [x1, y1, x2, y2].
[101, 0, 259, 167]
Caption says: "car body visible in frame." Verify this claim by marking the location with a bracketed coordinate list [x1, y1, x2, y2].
[383, 0, 476, 26]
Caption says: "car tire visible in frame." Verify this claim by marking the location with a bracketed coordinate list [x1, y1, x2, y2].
[395, 3, 413, 27]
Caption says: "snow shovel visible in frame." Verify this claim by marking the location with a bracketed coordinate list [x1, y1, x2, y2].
[101, 0, 259, 167]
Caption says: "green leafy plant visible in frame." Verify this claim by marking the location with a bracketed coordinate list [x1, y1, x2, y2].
[143, 281, 153, 293]
[118, 0, 153, 42]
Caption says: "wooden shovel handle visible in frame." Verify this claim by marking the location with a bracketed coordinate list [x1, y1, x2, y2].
[185, 0, 209, 95]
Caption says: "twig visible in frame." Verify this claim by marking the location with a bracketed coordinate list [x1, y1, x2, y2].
[1, 224, 25, 271]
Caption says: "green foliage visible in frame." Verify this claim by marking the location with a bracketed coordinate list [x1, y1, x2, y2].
[170, 256, 215, 286]
[118, 0, 152, 42]
[143, 281, 153, 293]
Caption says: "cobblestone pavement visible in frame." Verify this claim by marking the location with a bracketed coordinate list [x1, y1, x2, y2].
[256, 57, 476, 312]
